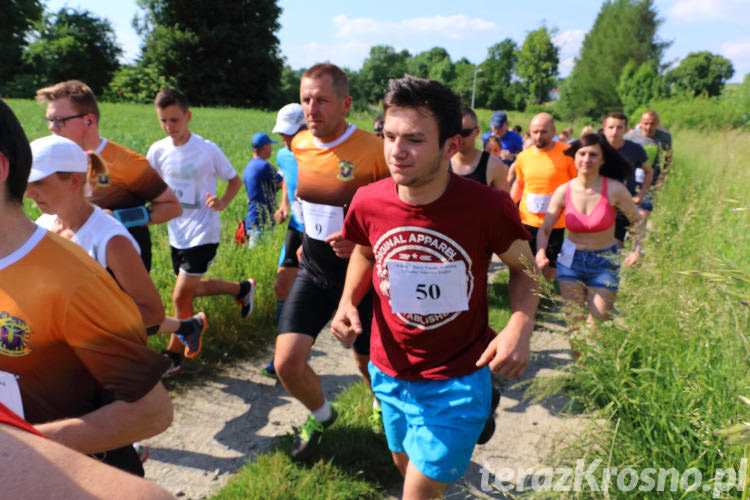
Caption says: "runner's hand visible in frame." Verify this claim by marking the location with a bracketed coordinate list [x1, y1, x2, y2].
[205, 193, 227, 211]
[623, 250, 641, 267]
[331, 304, 362, 347]
[476, 325, 530, 379]
[325, 230, 355, 258]
[274, 205, 288, 224]
[535, 250, 549, 271]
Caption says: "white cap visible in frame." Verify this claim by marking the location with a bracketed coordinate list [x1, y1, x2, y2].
[29, 135, 88, 182]
[272, 103, 306, 135]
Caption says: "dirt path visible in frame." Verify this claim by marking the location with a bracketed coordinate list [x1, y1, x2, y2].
[144, 264, 589, 499]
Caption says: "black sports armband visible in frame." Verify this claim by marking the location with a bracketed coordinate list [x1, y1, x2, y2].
[113, 206, 150, 227]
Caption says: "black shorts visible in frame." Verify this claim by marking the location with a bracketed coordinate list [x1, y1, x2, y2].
[278, 272, 372, 355]
[278, 227, 303, 268]
[128, 225, 152, 272]
[524, 225, 565, 268]
[170, 243, 219, 276]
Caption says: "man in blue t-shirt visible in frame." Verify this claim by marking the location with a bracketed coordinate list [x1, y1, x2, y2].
[481, 110, 524, 166]
[242, 132, 282, 246]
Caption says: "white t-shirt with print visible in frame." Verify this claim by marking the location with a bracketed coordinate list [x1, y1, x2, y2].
[147, 133, 237, 249]
[36, 205, 140, 269]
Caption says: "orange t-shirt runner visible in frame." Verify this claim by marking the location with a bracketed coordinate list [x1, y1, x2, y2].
[515, 141, 577, 228]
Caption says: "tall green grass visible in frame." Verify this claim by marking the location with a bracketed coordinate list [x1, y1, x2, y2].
[537, 128, 750, 498]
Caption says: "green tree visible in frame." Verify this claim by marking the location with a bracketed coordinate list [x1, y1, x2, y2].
[104, 63, 176, 104]
[19, 8, 122, 96]
[135, 0, 282, 107]
[452, 58, 479, 107]
[356, 45, 409, 105]
[478, 39, 518, 110]
[407, 47, 455, 84]
[0, 0, 44, 92]
[559, 0, 669, 118]
[616, 59, 667, 116]
[666, 51, 734, 97]
[516, 25, 559, 105]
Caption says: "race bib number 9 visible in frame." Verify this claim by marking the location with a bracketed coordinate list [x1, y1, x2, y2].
[557, 238, 576, 269]
[388, 261, 469, 315]
[167, 177, 198, 208]
[526, 193, 552, 214]
[300, 200, 344, 241]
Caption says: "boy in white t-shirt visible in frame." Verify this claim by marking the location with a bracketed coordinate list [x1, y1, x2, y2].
[147, 88, 256, 374]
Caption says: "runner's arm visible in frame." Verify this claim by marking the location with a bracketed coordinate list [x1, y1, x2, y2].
[476, 238, 539, 378]
[611, 181, 645, 267]
[275, 179, 290, 223]
[487, 155, 510, 192]
[35, 382, 173, 455]
[206, 175, 242, 211]
[106, 235, 165, 328]
[510, 175, 523, 203]
[331, 244, 375, 347]
[1, 425, 173, 500]
[535, 184, 565, 270]
[147, 186, 182, 224]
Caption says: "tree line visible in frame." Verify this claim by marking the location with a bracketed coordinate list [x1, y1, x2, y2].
[1, 0, 739, 120]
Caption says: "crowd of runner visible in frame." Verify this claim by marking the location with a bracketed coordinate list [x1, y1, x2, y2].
[0, 64, 672, 499]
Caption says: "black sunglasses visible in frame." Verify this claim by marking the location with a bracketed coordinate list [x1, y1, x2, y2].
[43, 113, 87, 128]
[460, 127, 476, 137]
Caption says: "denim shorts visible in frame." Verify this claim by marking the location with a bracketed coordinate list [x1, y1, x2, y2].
[369, 362, 490, 482]
[556, 243, 621, 291]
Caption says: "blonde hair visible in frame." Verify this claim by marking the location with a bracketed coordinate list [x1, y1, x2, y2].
[55, 151, 108, 193]
[36, 80, 100, 122]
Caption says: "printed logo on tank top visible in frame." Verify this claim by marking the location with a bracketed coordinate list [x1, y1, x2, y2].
[373, 227, 473, 330]
[0, 312, 31, 357]
[336, 161, 355, 181]
[96, 173, 110, 187]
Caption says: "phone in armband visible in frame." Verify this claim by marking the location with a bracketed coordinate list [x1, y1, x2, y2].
[113, 206, 150, 227]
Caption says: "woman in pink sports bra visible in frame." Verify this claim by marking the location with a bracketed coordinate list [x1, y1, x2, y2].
[534, 133, 642, 357]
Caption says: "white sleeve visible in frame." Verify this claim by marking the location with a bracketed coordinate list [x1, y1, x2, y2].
[146, 143, 163, 177]
[209, 142, 237, 182]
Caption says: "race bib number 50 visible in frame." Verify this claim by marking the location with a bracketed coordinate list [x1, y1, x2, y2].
[388, 261, 469, 315]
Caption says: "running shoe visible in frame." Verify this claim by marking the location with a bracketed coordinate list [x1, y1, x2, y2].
[368, 406, 384, 434]
[161, 349, 182, 377]
[177, 312, 207, 359]
[237, 278, 257, 318]
[477, 386, 501, 445]
[261, 360, 276, 378]
[133, 442, 150, 463]
[291, 406, 338, 460]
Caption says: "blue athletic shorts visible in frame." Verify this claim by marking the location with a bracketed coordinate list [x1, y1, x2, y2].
[369, 362, 490, 482]
[556, 243, 621, 291]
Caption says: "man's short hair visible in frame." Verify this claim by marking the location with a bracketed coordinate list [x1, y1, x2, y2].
[605, 112, 628, 125]
[155, 88, 189, 111]
[35, 80, 100, 122]
[383, 75, 461, 147]
[460, 107, 478, 127]
[302, 63, 349, 98]
[0, 99, 33, 205]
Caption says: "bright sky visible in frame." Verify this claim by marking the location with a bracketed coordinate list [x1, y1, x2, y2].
[46, 0, 750, 83]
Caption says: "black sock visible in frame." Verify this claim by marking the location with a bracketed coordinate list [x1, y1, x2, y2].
[235, 280, 250, 300]
[175, 319, 193, 336]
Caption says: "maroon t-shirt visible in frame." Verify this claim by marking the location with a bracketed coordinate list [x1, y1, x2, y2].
[344, 173, 529, 380]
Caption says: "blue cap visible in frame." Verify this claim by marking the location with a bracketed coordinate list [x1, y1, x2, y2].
[490, 111, 508, 127]
[251, 132, 277, 148]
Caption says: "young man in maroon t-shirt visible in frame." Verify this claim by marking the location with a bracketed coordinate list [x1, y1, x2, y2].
[331, 76, 539, 500]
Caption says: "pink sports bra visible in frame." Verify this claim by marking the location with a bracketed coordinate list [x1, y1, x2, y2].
[565, 178, 616, 233]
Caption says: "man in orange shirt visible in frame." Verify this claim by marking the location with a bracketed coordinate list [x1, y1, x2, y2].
[511, 113, 577, 280]
[36, 80, 182, 271]
[0, 99, 172, 475]
[274, 63, 389, 459]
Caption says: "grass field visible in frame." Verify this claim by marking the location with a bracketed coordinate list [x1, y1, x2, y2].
[529, 128, 750, 499]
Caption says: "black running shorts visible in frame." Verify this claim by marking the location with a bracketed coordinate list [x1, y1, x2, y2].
[278, 272, 372, 355]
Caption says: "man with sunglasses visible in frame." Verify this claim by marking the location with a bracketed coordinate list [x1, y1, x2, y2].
[36, 80, 182, 272]
[450, 107, 509, 191]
